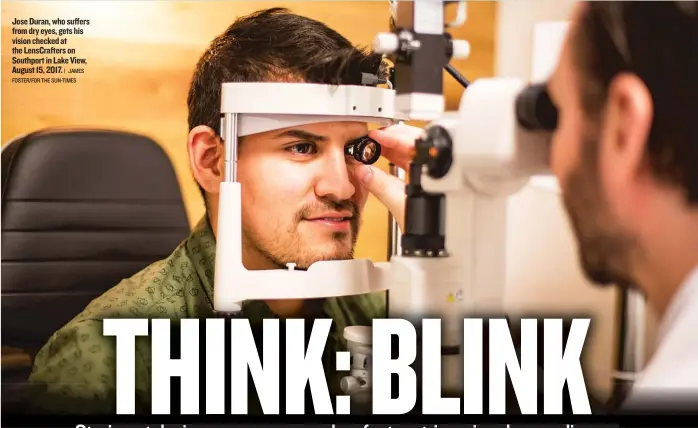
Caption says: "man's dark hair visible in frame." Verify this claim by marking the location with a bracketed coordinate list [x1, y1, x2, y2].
[187, 7, 389, 203]
[574, 2, 698, 205]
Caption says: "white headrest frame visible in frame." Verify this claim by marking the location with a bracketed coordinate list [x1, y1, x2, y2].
[234, 114, 395, 137]
[219, 82, 403, 182]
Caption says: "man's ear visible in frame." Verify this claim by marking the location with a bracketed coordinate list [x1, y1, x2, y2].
[187, 125, 224, 194]
[601, 72, 653, 195]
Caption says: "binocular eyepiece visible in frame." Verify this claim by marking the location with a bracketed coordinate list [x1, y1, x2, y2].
[345, 136, 382, 165]
[515, 83, 558, 132]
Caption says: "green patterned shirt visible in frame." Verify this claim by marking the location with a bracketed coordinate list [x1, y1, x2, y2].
[28, 216, 385, 414]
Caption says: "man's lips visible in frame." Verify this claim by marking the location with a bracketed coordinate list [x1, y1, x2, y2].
[305, 217, 352, 222]
[303, 212, 354, 231]
[304, 211, 353, 222]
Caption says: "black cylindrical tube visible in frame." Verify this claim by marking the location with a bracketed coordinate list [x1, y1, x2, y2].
[400, 163, 446, 257]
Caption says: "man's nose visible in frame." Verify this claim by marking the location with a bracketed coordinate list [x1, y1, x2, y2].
[314, 149, 356, 201]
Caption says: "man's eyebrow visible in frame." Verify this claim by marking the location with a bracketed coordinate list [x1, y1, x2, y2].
[274, 129, 328, 143]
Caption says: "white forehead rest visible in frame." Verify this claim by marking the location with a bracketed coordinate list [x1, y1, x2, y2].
[220, 82, 404, 136]
[237, 114, 394, 137]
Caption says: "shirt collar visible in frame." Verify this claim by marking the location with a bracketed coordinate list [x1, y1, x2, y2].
[657, 264, 698, 344]
[182, 215, 217, 317]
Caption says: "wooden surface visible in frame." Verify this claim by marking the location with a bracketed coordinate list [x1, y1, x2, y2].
[1, 1, 497, 262]
[1, 347, 32, 370]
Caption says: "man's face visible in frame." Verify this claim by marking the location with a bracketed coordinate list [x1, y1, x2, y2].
[234, 121, 370, 269]
[547, 7, 638, 288]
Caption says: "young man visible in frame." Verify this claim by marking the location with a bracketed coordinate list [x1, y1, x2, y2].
[28, 8, 412, 414]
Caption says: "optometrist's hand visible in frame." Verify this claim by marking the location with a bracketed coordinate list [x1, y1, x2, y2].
[352, 124, 425, 233]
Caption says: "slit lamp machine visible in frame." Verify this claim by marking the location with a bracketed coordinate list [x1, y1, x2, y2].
[213, 0, 646, 408]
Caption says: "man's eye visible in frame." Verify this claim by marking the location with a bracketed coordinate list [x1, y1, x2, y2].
[287, 142, 317, 155]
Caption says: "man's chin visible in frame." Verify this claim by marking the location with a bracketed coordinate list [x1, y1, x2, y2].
[291, 242, 355, 269]
[580, 264, 617, 288]
[579, 253, 638, 291]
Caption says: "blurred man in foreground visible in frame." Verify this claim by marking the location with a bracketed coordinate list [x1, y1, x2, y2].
[545, 2, 698, 411]
[364, 0, 698, 413]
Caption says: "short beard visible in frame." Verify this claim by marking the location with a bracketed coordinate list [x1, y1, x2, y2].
[562, 133, 638, 289]
[243, 198, 361, 270]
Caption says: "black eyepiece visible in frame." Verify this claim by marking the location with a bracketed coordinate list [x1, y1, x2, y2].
[345, 136, 382, 165]
[515, 83, 558, 131]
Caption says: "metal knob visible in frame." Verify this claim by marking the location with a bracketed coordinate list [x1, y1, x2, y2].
[451, 39, 471, 60]
[340, 376, 361, 395]
[373, 32, 400, 54]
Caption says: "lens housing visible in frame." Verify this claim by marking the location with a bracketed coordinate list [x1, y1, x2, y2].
[346, 136, 382, 165]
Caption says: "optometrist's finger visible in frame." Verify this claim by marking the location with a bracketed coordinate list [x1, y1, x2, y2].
[370, 124, 425, 149]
